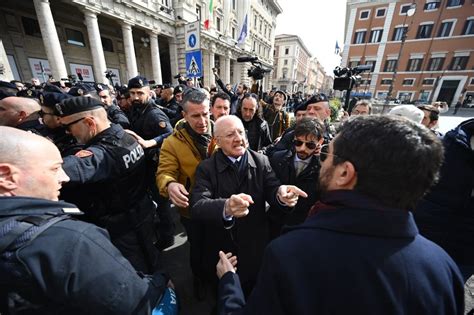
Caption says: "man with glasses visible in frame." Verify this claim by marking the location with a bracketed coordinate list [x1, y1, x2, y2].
[57, 96, 160, 274]
[237, 93, 272, 152]
[216, 115, 464, 315]
[190, 115, 306, 302]
[268, 117, 324, 238]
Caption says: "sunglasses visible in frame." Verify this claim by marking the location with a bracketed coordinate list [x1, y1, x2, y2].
[38, 110, 56, 118]
[319, 144, 340, 162]
[61, 117, 85, 131]
[293, 139, 318, 150]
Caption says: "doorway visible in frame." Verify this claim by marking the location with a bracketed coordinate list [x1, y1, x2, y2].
[436, 80, 460, 106]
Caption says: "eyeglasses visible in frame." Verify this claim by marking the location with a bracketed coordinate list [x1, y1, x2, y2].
[38, 110, 56, 118]
[319, 144, 339, 162]
[293, 139, 317, 150]
[61, 117, 85, 131]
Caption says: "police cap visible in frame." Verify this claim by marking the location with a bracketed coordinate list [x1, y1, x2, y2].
[68, 83, 95, 96]
[0, 81, 18, 100]
[56, 96, 103, 117]
[40, 92, 72, 111]
[174, 85, 185, 95]
[128, 76, 149, 89]
[17, 88, 39, 99]
[95, 83, 109, 92]
[43, 83, 64, 93]
[274, 90, 287, 101]
[294, 101, 308, 113]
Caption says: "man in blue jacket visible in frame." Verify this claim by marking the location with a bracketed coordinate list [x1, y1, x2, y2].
[216, 115, 464, 315]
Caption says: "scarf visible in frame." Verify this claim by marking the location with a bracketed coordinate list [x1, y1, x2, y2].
[184, 122, 211, 160]
[307, 190, 399, 218]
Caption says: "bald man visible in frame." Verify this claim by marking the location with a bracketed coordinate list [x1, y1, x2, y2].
[0, 127, 170, 314]
[0, 96, 48, 136]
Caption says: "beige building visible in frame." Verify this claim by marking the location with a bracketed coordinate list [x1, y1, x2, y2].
[0, 0, 281, 89]
[343, 0, 474, 105]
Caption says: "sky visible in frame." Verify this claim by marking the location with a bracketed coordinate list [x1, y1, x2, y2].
[274, 0, 347, 76]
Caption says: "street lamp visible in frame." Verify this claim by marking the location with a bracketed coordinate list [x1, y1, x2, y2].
[384, 3, 416, 110]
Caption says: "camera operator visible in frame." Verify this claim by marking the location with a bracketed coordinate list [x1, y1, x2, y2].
[212, 68, 248, 115]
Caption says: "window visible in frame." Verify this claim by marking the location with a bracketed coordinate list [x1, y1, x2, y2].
[384, 60, 397, 72]
[376, 8, 386, 17]
[360, 10, 370, 20]
[196, 4, 202, 21]
[21, 17, 41, 37]
[402, 79, 414, 85]
[231, 26, 236, 39]
[470, 77, 474, 85]
[427, 57, 445, 71]
[392, 26, 408, 41]
[450, 56, 469, 70]
[66, 28, 85, 47]
[419, 91, 430, 101]
[101, 37, 114, 52]
[417, 24, 433, 38]
[353, 31, 366, 44]
[365, 60, 376, 72]
[369, 29, 383, 43]
[254, 15, 257, 28]
[462, 19, 474, 35]
[232, 0, 236, 10]
[424, 1, 440, 10]
[282, 68, 288, 79]
[259, 19, 262, 32]
[423, 78, 435, 85]
[381, 79, 392, 85]
[437, 21, 454, 37]
[285, 47, 289, 55]
[284, 59, 288, 65]
[447, 0, 464, 7]
[216, 16, 221, 32]
[400, 4, 412, 14]
[398, 92, 413, 102]
[407, 58, 423, 71]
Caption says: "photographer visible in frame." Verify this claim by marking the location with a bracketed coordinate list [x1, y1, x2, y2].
[212, 68, 247, 115]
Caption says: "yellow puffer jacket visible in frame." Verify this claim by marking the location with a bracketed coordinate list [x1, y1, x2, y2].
[156, 125, 203, 218]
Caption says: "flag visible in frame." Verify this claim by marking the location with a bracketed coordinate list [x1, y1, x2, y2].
[335, 41, 341, 54]
[204, 0, 214, 30]
[237, 13, 248, 44]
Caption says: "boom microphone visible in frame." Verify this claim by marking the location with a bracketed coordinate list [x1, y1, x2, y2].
[237, 56, 259, 63]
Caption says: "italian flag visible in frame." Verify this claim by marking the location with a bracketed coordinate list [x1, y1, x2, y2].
[204, 0, 214, 30]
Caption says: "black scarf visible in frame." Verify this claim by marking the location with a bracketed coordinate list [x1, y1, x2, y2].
[184, 122, 211, 160]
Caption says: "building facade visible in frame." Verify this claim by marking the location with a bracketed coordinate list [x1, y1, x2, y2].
[0, 0, 281, 89]
[343, 0, 473, 106]
[272, 34, 312, 93]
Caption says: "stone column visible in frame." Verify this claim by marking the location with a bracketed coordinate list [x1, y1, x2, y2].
[224, 51, 231, 84]
[121, 22, 138, 78]
[0, 39, 14, 81]
[208, 44, 216, 87]
[33, 0, 67, 80]
[148, 30, 163, 84]
[169, 38, 179, 82]
[83, 9, 107, 83]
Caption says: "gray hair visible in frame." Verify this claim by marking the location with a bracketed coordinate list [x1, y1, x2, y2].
[182, 88, 210, 111]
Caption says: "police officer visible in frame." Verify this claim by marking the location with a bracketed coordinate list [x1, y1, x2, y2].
[95, 83, 131, 129]
[38, 92, 82, 156]
[157, 84, 181, 122]
[0, 127, 171, 314]
[57, 96, 159, 273]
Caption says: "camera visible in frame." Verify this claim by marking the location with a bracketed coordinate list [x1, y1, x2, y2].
[333, 65, 371, 91]
[105, 70, 116, 80]
[237, 56, 272, 80]
[173, 74, 182, 79]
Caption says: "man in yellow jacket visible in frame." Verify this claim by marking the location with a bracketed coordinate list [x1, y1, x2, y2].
[156, 88, 212, 300]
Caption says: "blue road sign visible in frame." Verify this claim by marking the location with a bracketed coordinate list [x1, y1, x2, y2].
[186, 50, 202, 78]
[189, 34, 197, 49]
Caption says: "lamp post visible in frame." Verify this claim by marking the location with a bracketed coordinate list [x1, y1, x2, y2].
[384, 3, 416, 112]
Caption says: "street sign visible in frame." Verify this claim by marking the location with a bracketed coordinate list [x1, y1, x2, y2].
[185, 21, 200, 52]
[186, 50, 202, 78]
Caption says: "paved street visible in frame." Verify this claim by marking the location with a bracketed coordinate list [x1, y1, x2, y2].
[438, 107, 473, 134]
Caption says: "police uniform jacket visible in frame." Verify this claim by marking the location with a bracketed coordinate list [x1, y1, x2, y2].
[107, 104, 130, 129]
[217, 191, 464, 315]
[0, 197, 165, 315]
[62, 123, 153, 236]
[190, 149, 287, 289]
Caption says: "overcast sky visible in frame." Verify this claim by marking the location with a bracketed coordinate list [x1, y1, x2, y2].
[274, 0, 347, 75]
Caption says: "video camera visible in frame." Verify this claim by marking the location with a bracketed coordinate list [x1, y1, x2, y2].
[105, 70, 116, 80]
[237, 56, 272, 81]
[333, 65, 372, 91]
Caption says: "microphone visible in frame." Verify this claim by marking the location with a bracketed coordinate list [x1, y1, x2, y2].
[354, 65, 372, 72]
[237, 56, 259, 63]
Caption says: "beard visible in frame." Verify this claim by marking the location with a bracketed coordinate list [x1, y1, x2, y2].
[316, 164, 335, 197]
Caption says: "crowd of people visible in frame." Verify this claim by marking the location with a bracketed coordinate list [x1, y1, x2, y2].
[0, 72, 472, 315]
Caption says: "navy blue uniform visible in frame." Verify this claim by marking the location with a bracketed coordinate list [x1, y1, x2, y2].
[62, 123, 159, 273]
[107, 104, 130, 129]
[0, 197, 167, 314]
